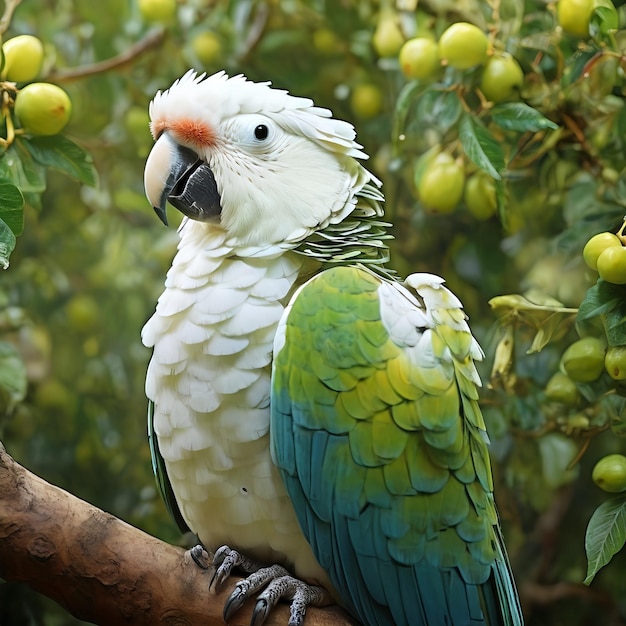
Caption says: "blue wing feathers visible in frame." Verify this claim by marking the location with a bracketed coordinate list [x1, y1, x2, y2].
[276, 409, 520, 626]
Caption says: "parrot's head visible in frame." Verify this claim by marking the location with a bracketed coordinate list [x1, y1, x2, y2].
[144, 70, 379, 247]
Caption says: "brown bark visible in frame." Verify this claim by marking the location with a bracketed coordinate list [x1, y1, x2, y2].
[0, 442, 356, 626]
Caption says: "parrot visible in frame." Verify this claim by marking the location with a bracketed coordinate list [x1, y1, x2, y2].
[142, 70, 524, 626]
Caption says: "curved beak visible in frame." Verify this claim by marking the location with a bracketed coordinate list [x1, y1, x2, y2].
[144, 132, 222, 226]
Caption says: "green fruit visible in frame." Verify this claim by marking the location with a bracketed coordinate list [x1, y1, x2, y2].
[138, 0, 176, 23]
[2, 34, 44, 82]
[65, 295, 99, 332]
[545, 372, 580, 405]
[418, 152, 465, 214]
[567, 414, 590, 430]
[561, 336, 606, 383]
[557, 0, 595, 38]
[398, 38, 440, 80]
[350, 84, 383, 119]
[480, 53, 524, 103]
[125, 105, 151, 142]
[592, 454, 626, 493]
[35, 378, 75, 412]
[605, 345, 626, 380]
[14, 82, 72, 136]
[597, 245, 626, 284]
[464, 171, 497, 220]
[583, 232, 622, 270]
[312, 28, 339, 55]
[438, 22, 489, 70]
[191, 32, 222, 65]
[373, 13, 404, 58]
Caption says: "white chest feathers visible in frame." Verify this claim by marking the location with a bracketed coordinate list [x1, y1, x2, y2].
[142, 222, 327, 582]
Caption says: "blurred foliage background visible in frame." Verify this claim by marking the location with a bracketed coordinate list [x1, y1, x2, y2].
[2, 0, 626, 624]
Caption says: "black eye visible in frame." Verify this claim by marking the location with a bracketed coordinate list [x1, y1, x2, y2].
[254, 124, 269, 141]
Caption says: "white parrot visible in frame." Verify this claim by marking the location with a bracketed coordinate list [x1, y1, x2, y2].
[142, 70, 523, 626]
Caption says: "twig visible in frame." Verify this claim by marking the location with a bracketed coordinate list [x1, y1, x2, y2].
[522, 580, 616, 609]
[236, 2, 270, 63]
[0, 0, 22, 35]
[44, 27, 166, 83]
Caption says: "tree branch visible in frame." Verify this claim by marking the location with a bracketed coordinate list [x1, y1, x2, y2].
[44, 27, 167, 83]
[0, 442, 355, 626]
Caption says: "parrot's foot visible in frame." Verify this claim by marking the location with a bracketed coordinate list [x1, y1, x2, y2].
[209, 545, 333, 626]
[224, 566, 332, 626]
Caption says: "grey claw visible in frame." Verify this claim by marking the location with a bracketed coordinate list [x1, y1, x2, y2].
[223, 583, 250, 622]
[210, 545, 239, 590]
[209, 568, 219, 591]
[212, 544, 231, 567]
[210, 562, 231, 590]
[251, 598, 271, 626]
[188, 544, 210, 570]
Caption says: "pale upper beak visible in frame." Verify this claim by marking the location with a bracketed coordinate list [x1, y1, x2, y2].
[144, 132, 222, 226]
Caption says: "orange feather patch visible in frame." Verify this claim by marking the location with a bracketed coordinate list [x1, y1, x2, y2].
[150, 117, 216, 147]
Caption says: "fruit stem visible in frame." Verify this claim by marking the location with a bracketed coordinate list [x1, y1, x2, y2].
[617, 217, 626, 244]
[0, 86, 15, 148]
[567, 436, 592, 470]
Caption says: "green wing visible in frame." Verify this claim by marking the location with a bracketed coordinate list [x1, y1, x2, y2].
[271, 265, 523, 626]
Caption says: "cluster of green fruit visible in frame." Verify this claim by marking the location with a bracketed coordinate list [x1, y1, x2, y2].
[545, 331, 626, 494]
[395, 21, 523, 218]
[384, 0, 604, 221]
[543, 221, 626, 494]
[414, 147, 497, 219]
[547, 335, 626, 391]
[583, 227, 626, 285]
[2, 34, 71, 137]
[399, 22, 523, 105]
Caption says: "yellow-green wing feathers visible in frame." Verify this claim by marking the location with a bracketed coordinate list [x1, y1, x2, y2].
[271, 265, 522, 625]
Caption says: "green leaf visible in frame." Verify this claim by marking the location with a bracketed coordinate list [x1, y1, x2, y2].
[0, 183, 24, 236]
[0, 141, 46, 193]
[23, 135, 98, 187]
[459, 114, 504, 180]
[490, 102, 558, 132]
[584, 495, 626, 584]
[538, 433, 579, 489]
[421, 89, 462, 134]
[576, 280, 626, 346]
[393, 81, 427, 149]
[0, 218, 16, 269]
[577, 280, 622, 323]
[591, 0, 619, 35]
[604, 306, 626, 347]
[0, 341, 27, 411]
[563, 48, 598, 87]
[528, 312, 569, 353]
[412, 88, 462, 136]
[520, 31, 555, 54]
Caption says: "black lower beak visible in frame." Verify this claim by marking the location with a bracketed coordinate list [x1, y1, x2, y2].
[167, 159, 222, 224]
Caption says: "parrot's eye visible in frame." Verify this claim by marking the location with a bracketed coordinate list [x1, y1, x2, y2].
[254, 124, 269, 141]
